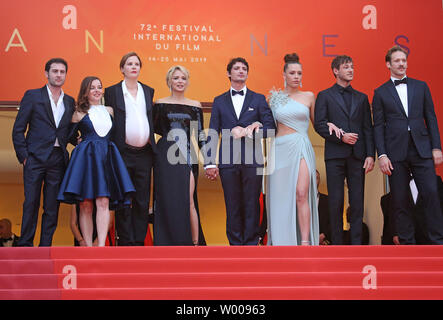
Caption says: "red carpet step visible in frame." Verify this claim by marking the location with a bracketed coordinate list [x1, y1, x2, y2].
[1, 246, 442, 300]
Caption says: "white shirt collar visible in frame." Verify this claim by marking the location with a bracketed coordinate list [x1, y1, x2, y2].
[46, 85, 64, 101]
[122, 80, 141, 97]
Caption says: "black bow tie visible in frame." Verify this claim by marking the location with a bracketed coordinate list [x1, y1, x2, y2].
[339, 85, 353, 94]
[2, 237, 12, 241]
[394, 78, 408, 86]
[231, 90, 244, 96]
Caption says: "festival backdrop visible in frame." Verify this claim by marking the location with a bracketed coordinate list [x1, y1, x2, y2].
[1, 0, 443, 170]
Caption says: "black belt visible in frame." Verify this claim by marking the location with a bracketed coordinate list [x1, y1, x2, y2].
[125, 144, 150, 152]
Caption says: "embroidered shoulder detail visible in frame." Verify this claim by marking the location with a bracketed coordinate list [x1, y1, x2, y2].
[268, 88, 289, 110]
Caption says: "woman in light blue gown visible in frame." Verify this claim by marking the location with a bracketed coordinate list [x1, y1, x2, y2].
[267, 53, 341, 245]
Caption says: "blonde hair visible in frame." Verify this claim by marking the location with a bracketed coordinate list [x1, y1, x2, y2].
[166, 65, 190, 89]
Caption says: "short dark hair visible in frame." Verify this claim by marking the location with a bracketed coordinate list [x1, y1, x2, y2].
[120, 52, 142, 70]
[331, 55, 353, 77]
[227, 57, 249, 74]
[385, 45, 408, 63]
[45, 58, 68, 73]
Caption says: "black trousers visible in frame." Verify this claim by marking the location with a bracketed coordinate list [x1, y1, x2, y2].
[18, 147, 65, 247]
[219, 166, 262, 245]
[326, 156, 365, 245]
[116, 145, 153, 246]
[389, 134, 443, 244]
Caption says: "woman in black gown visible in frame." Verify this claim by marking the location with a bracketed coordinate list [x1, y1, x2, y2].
[153, 65, 206, 246]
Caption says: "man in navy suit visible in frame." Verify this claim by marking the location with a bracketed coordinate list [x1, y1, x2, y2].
[104, 52, 157, 246]
[205, 57, 275, 245]
[12, 58, 75, 246]
[372, 45, 443, 244]
[314, 55, 375, 245]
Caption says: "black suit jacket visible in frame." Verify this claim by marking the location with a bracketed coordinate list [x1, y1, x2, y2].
[104, 81, 157, 154]
[207, 88, 275, 168]
[372, 77, 441, 161]
[12, 86, 75, 165]
[314, 84, 374, 161]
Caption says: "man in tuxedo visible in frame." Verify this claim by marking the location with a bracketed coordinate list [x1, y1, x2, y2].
[104, 52, 157, 246]
[0, 219, 20, 247]
[314, 55, 375, 245]
[372, 45, 443, 245]
[205, 57, 275, 245]
[12, 58, 75, 247]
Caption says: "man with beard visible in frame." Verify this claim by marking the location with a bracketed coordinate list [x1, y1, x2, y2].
[372, 46, 443, 244]
[12, 58, 75, 246]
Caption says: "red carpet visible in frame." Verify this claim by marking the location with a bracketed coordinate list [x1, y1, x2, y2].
[1, 246, 442, 300]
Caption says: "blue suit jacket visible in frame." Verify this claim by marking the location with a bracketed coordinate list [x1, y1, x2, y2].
[207, 88, 275, 168]
[372, 78, 441, 161]
[12, 86, 75, 165]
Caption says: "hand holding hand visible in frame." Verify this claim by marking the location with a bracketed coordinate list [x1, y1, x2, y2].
[245, 122, 263, 138]
[342, 133, 359, 145]
[231, 126, 246, 139]
[327, 122, 345, 139]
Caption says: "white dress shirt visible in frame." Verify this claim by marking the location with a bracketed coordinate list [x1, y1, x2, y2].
[204, 86, 247, 170]
[46, 85, 65, 146]
[231, 86, 247, 119]
[122, 81, 150, 147]
[379, 75, 409, 159]
[392, 76, 409, 130]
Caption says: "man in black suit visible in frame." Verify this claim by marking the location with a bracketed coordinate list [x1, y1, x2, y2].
[314, 55, 375, 245]
[104, 52, 157, 246]
[205, 57, 275, 245]
[12, 58, 75, 247]
[372, 45, 443, 245]
[0, 219, 20, 247]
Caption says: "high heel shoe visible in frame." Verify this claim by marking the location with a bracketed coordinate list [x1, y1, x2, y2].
[301, 240, 310, 246]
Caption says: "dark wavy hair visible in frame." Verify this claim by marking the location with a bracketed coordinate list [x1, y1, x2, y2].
[331, 55, 353, 77]
[227, 57, 249, 75]
[76, 76, 102, 113]
[45, 57, 68, 72]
